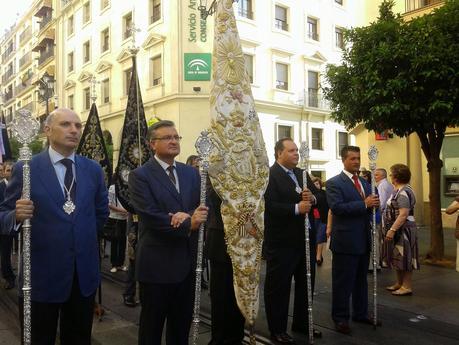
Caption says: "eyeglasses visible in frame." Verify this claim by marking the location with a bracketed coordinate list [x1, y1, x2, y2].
[151, 135, 182, 142]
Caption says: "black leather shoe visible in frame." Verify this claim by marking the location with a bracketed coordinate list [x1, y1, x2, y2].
[353, 317, 382, 326]
[270, 333, 295, 344]
[123, 295, 136, 307]
[4, 280, 15, 290]
[334, 322, 351, 335]
[291, 325, 322, 338]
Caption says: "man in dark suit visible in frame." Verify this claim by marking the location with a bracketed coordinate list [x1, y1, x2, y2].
[264, 138, 324, 344]
[326, 145, 380, 335]
[0, 161, 15, 290]
[129, 120, 208, 345]
[0, 108, 109, 344]
[206, 180, 245, 344]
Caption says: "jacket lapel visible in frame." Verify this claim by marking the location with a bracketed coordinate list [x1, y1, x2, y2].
[149, 158, 182, 205]
[340, 171, 363, 200]
[36, 150, 66, 208]
[176, 164, 189, 207]
[274, 162, 297, 190]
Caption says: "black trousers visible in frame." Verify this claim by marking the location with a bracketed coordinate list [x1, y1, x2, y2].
[123, 259, 136, 298]
[0, 234, 15, 282]
[331, 252, 369, 322]
[19, 271, 96, 345]
[138, 273, 194, 345]
[264, 247, 316, 334]
[209, 260, 245, 345]
[110, 219, 127, 267]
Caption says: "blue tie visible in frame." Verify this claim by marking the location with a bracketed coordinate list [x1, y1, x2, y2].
[287, 170, 301, 190]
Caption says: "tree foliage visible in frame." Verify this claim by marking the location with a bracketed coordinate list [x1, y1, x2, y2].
[9, 137, 45, 161]
[323, 0, 459, 260]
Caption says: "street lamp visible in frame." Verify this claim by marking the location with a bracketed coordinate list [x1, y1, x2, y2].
[37, 71, 55, 117]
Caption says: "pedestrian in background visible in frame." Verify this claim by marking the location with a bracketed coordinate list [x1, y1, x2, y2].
[0, 161, 15, 290]
[383, 164, 419, 296]
[312, 177, 328, 266]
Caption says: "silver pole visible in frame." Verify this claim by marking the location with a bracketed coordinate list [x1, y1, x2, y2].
[299, 141, 314, 345]
[10, 109, 40, 345]
[368, 145, 379, 329]
[191, 130, 213, 345]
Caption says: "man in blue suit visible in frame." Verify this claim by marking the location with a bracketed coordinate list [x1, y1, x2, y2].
[0, 108, 109, 345]
[129, 120, 208, 345]
[326, 145, 380, 335]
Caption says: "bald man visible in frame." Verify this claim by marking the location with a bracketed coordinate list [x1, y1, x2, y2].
[0, 108, 109, 345]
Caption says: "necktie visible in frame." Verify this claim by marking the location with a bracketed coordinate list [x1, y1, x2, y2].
[167, 165, 177, 186]
[60, 158, 76, 200]
[352, 174, 363, 199]
[287, 170, 301, 190]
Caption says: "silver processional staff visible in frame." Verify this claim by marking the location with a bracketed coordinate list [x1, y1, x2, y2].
[191, 130, 213, 345]
[10, 109, 40, 345]
[368, 145, 379, 329]
[299, 141, 314, 345]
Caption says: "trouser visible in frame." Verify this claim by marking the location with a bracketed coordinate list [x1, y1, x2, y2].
[19, 271, 95, 345]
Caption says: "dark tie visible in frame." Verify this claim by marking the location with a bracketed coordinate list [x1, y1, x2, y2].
[167, 165, 177, 187]
[352, 174, 363, 199]
[60, 158, 76, 200]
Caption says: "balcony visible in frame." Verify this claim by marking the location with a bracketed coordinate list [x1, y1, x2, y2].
[15, 78, 34, 97]
[32, 28, 55, 52]
[274, 19, 288, 31]
[307, 32, 319, 41]
[19, 52, 32, 70]
[1, 45, 15, 63]
[38, 46, 54, 66]
[3, 91, 14, 103]
[1, 68, 15, 84]
[19, 27, 32, 46]
[34, 0, 52, 17]
[304, 89, 330, 111]
[61, 0, 74, 8]
[39, 13, 53, 31]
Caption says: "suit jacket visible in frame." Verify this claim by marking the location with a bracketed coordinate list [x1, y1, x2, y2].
[129, 157, 200, 284]
[0, 180, 6, 203]
[264, 162, 324, 249]
[0, 150, 109, 303]
[326, 171, 372, 255]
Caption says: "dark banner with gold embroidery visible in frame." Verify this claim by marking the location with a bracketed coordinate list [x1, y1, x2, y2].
[114, 56, 150, 213]
[77, 103, 112, 186]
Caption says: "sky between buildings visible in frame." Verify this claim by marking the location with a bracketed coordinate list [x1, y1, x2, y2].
[0, 0, 31, 37]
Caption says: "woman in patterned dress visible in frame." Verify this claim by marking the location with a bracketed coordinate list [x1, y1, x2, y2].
[382, 164, 419, 296]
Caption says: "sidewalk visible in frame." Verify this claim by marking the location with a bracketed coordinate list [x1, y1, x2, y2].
[0, 227, 458, 344]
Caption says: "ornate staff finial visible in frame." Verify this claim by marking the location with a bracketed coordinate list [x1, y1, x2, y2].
[368, 145, 379, 168]
[90, 76, 100, 103]
[128, 23, 141, 55]
[195, 130, 212, 170]
[11, 109, 40, 148]
[299, 141, 310, 169]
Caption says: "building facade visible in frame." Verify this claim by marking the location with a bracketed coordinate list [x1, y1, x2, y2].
[1, 0, 360, 182]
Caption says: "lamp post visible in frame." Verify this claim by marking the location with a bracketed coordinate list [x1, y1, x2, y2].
[37, 72, 55, 117]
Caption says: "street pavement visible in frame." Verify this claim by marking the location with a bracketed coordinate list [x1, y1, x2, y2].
[0, 227, 458, 345]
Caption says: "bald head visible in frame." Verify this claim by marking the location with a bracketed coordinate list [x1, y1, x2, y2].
[44, 108, 82, 156]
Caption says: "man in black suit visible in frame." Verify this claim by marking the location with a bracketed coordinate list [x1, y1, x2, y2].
[0, 161, 15, 289]
[264, 138, 324, 343]
[206, 180, 245, 345]
[129, 120, 208, 345]
[326, 145, 380, 335]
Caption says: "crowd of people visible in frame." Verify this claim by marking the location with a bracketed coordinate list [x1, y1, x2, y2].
[0, 107, 456, 345]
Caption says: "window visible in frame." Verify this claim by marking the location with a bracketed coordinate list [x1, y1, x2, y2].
[101, 28, 110, 53]
[308, 71, 319, 107]
[274, 5, 288, 31]
[311, 128, 323, 150]
[277, 125, 292, 140]
[123, 12, 133, 40]
[83, 2, 91, 24]
[275, 63, 288, 90]
[338, 132, 349, 156]
[101, 0, 109, 10]
[102, 79, 110, 103]
[83, 41, 91, 63]
[124, 68, 133, 95]
[150, 55, 162, 86]
[243, 54, 253, 84]
[67, 15, 74, 36]
[335, 27, 344, 49]
[335, 0, 343, 5]
[68, 94, 74, 110]
[307, 17, 318, 41]
[83, 87, 91, 110]
[150, 0, 161, 24]
[67, 52, 74, 73]
[238, 0, 253, 19]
